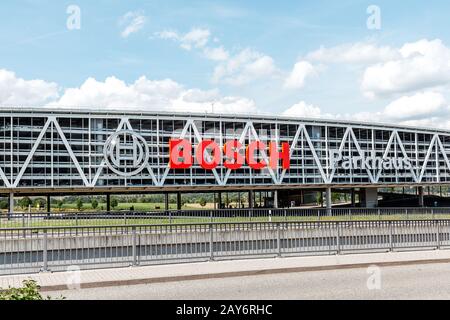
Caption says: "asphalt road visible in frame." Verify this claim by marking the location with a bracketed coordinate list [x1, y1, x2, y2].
[47, 261, 450, 300]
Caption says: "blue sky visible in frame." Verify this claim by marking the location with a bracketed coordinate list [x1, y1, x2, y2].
[1, 0, 450, 127]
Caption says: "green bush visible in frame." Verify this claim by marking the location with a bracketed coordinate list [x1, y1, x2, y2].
[0, 280, 62, 300]
[91, 199, 98, 210]
[76, 198, 83, 211]
[111, 198, 119, 210]
[18, 197, 32, 210]
[0, 200, 8, 210]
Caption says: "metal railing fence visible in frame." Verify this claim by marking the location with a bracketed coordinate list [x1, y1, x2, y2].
[1, 207, 450, 228]
[1, 219, 450, 275]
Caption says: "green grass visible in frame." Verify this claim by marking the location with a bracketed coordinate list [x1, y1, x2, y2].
[1, 213, 449, 229]
[8, 201, 216, 214]
[58, 202, 184, 211]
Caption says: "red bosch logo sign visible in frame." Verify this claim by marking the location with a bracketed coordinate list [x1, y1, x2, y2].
[169, 139, 290, 170]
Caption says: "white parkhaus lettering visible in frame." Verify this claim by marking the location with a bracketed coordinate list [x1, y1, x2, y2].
[329, 150, 412, 171]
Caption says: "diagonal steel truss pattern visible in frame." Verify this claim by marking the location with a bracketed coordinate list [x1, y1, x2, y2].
[3, 111, 450, 190]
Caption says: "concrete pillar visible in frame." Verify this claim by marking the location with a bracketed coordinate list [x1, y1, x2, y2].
[418, 186, 424, 207]
[350, 189, 356, 207]
[361, 188, 378, 208]
[325, 188, 332, 216]
[8, 192, 14, 216]
[238, 192, 242, 208]
[218, 192, 223, 209]
[249, 190, 254, 208]
[177, 192, 182, 210]
[273, 190, 279, 209]
[47, 195, 51, 213]
[164, 193, 169, 211]
[106, 194, 111, 212]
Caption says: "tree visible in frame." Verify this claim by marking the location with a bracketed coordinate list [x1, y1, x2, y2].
[33, 198, 46, 211]
[18, 197, 32, 210]
[199, 198, 207, 208]
[0, 201, 8, 210]
[91, 199, 98, 210]
[56, 200, 64, 211]
[316, 192, 323, 207]
[76, 198, 83, 211]
[111, 198, 119, 210]
[331, 193, 341, 203]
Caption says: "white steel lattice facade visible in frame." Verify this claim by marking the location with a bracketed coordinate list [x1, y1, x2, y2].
[1, 108, 450, 194]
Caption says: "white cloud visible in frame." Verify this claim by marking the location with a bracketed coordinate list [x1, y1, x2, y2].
[180, 28, 211, 50]
[155, 27, 277, 85]
[154, 30, 179, 41]
[212, 48, 277, 85]
[120, 11, 146, 38]
[155, 28, 211, 50]
[284, 61, 316, 89]
[306, 42, 399, 64]
[47, 75, 257, 114]
[203, 46, 229, 61]
[155, 28, 229, 63]
[281, 101, 322, 118]
[0, 69, 59, 105]
[383, 91, 446, 120]
[281, 91, 450, 129]
[361, 39, 450, 98]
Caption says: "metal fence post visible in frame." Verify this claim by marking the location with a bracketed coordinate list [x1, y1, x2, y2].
[132, 226, 137, 266]
[210, 210, 213, 223]
[277, 223, 281, 257]
[284, 209, 287, 222]
[209, 223, 214, 261]
[389, 221, 393, 252]
[436, 220, 441, 250]
[169, 211, 172, 224]
[336, 222, 341, 254]
[42, 229, 49, 272]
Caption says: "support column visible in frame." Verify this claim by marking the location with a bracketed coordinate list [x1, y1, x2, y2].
[47, 195, 51, 213]
[177, 192, 182, 211]
[8, 192, 14, 217]
[325, 188, 332, 215]
[418, 186, 424, 207]
[249, 190, 254, 209]
[164, 193, 169, 211]
[273, 190, 279, 209]
[106, 194, 111, 212]
[361, 188, 378, 208]
[238, 192, 242, 208]
[218, 192, 223, 209]
[350, 189, 356, 207]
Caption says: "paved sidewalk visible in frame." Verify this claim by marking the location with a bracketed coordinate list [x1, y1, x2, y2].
[2, 250, 450, 292]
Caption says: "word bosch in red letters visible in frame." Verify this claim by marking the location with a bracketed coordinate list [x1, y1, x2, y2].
[169, 139, 290, 170]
